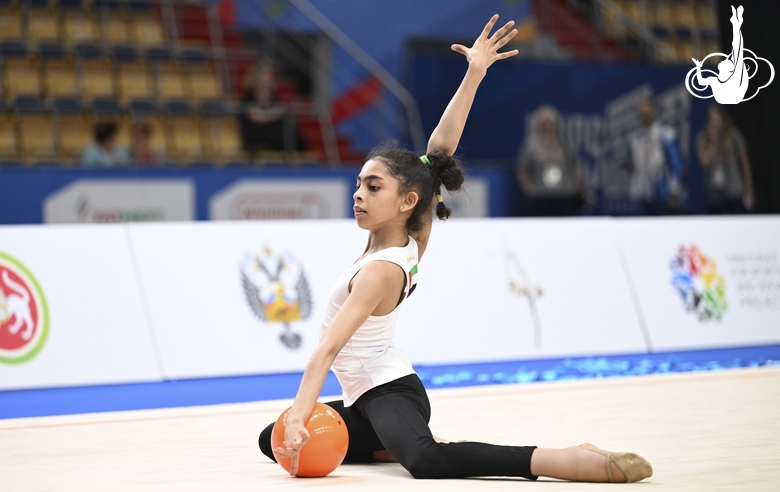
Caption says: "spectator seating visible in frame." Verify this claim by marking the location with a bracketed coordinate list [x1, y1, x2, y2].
[596, 0, 719, 63]
[0, 0, 251, 165]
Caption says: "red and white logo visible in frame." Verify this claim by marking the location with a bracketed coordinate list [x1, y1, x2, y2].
[0, 252, 49, 365]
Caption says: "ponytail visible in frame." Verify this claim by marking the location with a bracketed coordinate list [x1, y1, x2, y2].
[422, 151, 465, 221]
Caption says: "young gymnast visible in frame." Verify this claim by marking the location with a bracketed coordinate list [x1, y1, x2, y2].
[259, 15, 653, 483]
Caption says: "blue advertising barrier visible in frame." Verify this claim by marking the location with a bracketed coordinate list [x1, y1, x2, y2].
[0, 164, 517, 225]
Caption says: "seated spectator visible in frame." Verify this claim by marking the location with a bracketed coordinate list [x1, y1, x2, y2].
[81, 122, 129, 168]
[626, 98, 684, 215]
[239, 64, 306, 154]
[696, 104, 754, 213]
[129, 122, 163, 166]
[516, 105, 589, 217]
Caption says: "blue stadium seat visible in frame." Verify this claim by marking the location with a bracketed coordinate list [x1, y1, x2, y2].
[111, 44, 139, 62]
[52, 97, 83, 113]
[37, 41, 67, 59]
[90, 97, 122, 115]
[13, 96, 47, 113]
[129, 99, 157, 116]
[0, 40, 28, 57]
[146, 46, 173, 63]
[163, 100, 192, 115]
[181, 48, 209, 65]
[75, 42, 103, 60]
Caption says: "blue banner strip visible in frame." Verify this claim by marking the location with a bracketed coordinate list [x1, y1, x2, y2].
[1, 344, 778, 419]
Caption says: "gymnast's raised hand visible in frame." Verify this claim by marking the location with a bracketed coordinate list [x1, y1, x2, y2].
[450, 14, 519, 75]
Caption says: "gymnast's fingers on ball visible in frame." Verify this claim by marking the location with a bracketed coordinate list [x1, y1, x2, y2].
[290, 454, 299, 477]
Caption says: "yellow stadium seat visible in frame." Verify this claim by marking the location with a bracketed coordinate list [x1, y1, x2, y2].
[650, 0, 674, 29]
[80, 60, 115, 100]
[694, 2, 717, 30]
[621, 0, 646, 27]
[156, 65, 186, 100]
[44, 60, 79, 99]
[0, 9, 24, 40]
[4, 59, 42, 100]
[672, 0, 697, 29]
[130, 15, 165, 47]
[117, 63, 153, 102]
[0, 114, 17, 158]
[18, 114, 56, 160]
[148, 119, 167, 159]
[188, 67, 222, 101]
[675, 39, 695, 62]
[101, 14, 130, 45]
[123, 117, 166, 157]
[203, 117, 242, 161]
[63, 11, 99, 45]
[57, 113, 92, 159]
[657, 37, 677, 63]
[28, 9, 61, 43]
[166, 116, 203, 161]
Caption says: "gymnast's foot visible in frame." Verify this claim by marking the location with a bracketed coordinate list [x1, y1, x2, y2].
[578, 443, 653, 483]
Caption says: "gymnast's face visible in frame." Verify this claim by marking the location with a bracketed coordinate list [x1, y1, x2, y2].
[353, 159, 411, 231]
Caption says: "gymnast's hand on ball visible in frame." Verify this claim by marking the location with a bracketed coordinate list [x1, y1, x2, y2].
[451, 14, 519, 75]
[274, 424, 310, 477]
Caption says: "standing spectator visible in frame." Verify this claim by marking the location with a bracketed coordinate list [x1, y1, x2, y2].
[129, 122, 163, 166]
[626, 98, 684, 215]
[516, 105, 588, 216]
[696, 104, 754, 213]
[239, 64, 306, 155]
[81, 121, 129, 168]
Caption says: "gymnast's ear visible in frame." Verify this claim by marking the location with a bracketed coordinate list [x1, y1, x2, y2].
[402, 190, 419, 211]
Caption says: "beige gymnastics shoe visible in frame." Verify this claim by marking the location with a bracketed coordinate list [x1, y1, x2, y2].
[578, 443, 653, 483]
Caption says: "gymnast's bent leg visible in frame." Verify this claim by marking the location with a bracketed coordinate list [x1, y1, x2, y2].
[258, 399, 386, 464]
[355, 374, 538, 480]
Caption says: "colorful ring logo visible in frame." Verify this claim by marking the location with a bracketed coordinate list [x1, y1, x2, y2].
[670, 245, 727, 322]
[0, 252, 49, 364]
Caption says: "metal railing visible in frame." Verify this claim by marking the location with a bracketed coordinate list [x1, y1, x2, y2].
[588, 0, 677, 62]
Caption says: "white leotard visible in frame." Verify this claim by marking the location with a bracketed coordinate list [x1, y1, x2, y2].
[322, 236, 419, 406]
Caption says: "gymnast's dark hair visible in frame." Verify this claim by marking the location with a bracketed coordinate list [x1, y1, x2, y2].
[367, 142, 465, 233]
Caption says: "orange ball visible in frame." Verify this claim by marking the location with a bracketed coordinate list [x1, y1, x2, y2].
[271, 402, 349, 477]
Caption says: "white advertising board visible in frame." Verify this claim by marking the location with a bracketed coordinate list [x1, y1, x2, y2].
[209, 179, 350, 220]
[442, 177, 489, 218]
[617, 217, 780, 351]
[129, 218, 647, 380]
[0, 225, 161, 390]
[126, 220, 367, 379]
[43, 179, 195, 224]
[396, 218, 648, 364]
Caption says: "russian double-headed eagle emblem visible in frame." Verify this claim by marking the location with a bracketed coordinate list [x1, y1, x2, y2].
[240, 247, 312, 349]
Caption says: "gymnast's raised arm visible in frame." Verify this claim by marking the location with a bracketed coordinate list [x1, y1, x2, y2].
[412, 15, 518, 257]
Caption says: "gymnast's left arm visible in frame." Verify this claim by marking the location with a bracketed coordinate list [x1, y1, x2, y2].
[427, 14, 519, 156]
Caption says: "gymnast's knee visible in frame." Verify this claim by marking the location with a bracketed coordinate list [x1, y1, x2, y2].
[401, 445, 450, 479]
[258, 423, 277, 462]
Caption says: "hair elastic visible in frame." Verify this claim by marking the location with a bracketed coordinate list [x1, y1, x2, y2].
[436, 194, 443, 203]
[420, 155, 431, 166]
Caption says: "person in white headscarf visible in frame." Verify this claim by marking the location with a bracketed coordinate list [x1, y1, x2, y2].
[516, 105, 589, 216]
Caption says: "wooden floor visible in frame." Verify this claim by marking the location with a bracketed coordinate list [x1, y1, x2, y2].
[2, 367, 779, 491]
